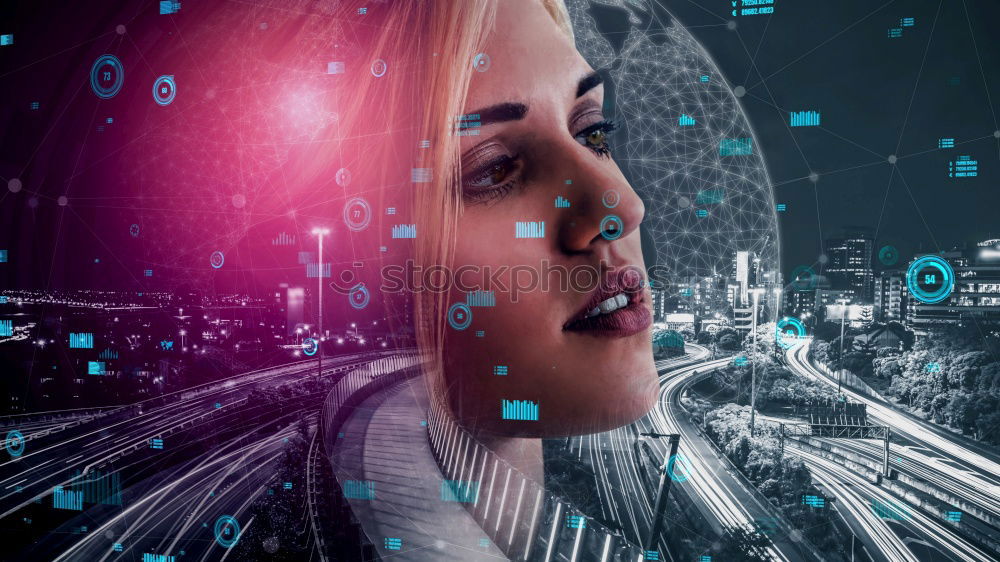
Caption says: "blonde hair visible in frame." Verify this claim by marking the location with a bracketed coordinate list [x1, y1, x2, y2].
[331, 0, 573, 402]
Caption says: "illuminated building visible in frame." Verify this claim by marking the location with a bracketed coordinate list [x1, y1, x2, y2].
[874, 270, 908, 322]
[906, 240, 1000, 333]
[823, 228, 875, 303]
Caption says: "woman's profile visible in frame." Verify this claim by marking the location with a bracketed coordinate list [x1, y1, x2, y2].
[314, 0, 660, 558]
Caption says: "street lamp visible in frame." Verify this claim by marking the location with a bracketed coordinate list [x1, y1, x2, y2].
[749, 287, 766, 434]
[640, 431, 681, 553]
[835, 297, 850, 395]
[311, 227, 330, 379]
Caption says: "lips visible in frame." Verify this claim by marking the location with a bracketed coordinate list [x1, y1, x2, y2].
[563, 268, 652, 338]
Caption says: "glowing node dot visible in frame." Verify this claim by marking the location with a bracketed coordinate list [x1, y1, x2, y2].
[8, 178, 21, 193]
[808, 172, 819, 183]
[887, 154, 897, 164]
[733, 85, 746, 98]
[231, 194, 246, 208]
[726, 20, 737, 30]
[116, 25, 126, 35]
[57, 196, 68, 206]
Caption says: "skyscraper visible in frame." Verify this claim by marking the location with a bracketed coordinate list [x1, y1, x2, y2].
[824, 228, 875, 303]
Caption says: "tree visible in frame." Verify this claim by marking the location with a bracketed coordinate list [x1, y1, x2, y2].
[712, 524, 772, 561]
[718, 333, 741, 351]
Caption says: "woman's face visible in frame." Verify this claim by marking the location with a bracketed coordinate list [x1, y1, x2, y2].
[441, 0, 658, 437]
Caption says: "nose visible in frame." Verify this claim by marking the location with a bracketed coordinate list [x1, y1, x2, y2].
[555, 148, 645, 254]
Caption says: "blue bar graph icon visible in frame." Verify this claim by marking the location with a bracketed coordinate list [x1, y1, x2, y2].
[945, 511, 962, 522]
[386, 207, 396, 215]
[699, 75, 710, 83]
[554, 196, 571, 208]
[0, 34, 12, 46]
[419, 140, 431, 148]
[384, 537, 402, 550]
[695, 209, 708, 218]
[87, 361, 106, 375]
[790, 110, 821, 127]
[870, 498, 909, 520]
[776, 203, 787, 212]
[493, 365, 508, 376]
[466, 290, 496, 307]
[695, 189, 724, 204]
[720, 138, 753, 155]
[99, 348, 118, 359]
[344, 480, 375, 500]
[938, 138, 954, 148]
[70, 333, 94, 349]
[144, 269, 153, 277]
[645, 551, 660, 561]
[699, 557, 712, 562]
[0, 250, 7, 263]
[0, 320, 11, 337]
[306, 263, 331, 278]
[272, 232, 295, 245]
[283, 482, 293, 490]
[326, 61, 345, 74]
[501, 399, 539, 421]
[566, 514, 586, 529]
[440, 480, 479, 502]
[143, 554, 176, 562]
[0, 296, 7, 304]
[113, 543, 123, 552]
[411, 168, 432, 183]
[900, 17, 914, 26]
[515, 221, 545, 238]
[53, 486, 84, 511]
[392, 224, 417, 239]
[149, 438, 163, 449]
[678, 114, 696, 126]
[888, 28, 902, 38]
[158, 1, 180, 15]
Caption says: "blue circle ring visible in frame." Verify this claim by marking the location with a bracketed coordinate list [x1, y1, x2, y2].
[906, 256, 954, 304]
[90, 55, 124, 99]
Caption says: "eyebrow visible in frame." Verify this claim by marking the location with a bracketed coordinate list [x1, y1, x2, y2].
[465, 72, 605, 128]
[576, 71, 603, 98]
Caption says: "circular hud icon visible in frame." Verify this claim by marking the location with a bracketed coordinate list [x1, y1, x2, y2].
[90, 54, 124, 99]
[302, 338, 318, 356]
[906, 255, 954, 304]
[343, 197, 372, 232]
[152, 75, 176, 105]
[5, 430, 25, 458]
[600, 215, 624, 241]
[775, 316, 807, 349]
[448, 302, 472, 331]
[472, 53, 491, 72]
[878, 245, 899, 266]
[349, 283, 370, 309]
[210, 251, 225, 269]
[370, 58, 387, 77]
[214, 515, 241, 548]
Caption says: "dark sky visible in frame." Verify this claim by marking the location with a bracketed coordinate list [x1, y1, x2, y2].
[659, 0, 1000, 277]
[1, 0, 999, 292]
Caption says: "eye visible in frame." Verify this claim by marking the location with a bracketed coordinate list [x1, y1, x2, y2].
[575, 120, 617, 157]
[461, 154, 521, 205]
[466, 156, 517, 188]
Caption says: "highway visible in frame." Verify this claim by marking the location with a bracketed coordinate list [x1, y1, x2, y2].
[576, 345, 815, 562]
[0, 351, 393, 560]
[779, 340, 1000, 561]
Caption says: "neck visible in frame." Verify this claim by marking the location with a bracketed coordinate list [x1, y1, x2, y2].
[471, 432, 545, 485]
